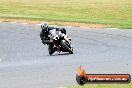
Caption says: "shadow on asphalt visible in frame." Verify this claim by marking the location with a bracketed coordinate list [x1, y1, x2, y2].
[47, 52, 71, 56]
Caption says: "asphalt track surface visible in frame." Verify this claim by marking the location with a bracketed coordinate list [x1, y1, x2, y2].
[0, 22, 132, 88]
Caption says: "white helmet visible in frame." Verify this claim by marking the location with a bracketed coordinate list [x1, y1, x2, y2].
[41, 22, 48, 30]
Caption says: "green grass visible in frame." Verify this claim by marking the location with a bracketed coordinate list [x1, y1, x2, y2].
[0, 0, 132, 28]
[67, 83, 132, 88]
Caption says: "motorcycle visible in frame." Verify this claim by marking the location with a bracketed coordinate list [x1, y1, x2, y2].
[48, 29, 73, 55]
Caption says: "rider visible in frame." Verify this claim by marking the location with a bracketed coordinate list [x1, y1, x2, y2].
[40, 22, 67, 44]
[40, 22, 68, 53]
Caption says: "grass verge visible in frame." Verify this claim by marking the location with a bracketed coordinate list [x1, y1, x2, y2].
[0, 0, 132, 28]
[67, 82, 132, 88]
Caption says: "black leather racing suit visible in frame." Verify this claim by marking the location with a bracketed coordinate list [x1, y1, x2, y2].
[40, 27, 66, 45]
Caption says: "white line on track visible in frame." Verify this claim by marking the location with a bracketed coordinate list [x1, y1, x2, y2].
[81, 27, 88, 29]
[51, 25, 57, 26]
[11, 22, 16, 24]
[67, 26, 73, 28]
[21, 23, 28, 24]
[36, 24, 41, 25]
[109, 28, 118, 29]
[0, 57, 2, 62]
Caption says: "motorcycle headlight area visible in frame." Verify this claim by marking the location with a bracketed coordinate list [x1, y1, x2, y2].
[53, 35, 59, 40]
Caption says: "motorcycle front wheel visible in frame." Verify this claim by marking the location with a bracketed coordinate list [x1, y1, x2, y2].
[60, 40, 73, 54]
[48, 43, 55, 55]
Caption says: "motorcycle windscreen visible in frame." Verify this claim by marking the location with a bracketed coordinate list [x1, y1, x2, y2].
[49, 29, 61, 37]
[49, 29, 61, 42]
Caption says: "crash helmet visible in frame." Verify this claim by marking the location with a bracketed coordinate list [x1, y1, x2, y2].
[41, 22, 48, 31]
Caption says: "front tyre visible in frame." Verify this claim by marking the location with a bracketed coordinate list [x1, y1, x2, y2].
[48, 43, 55, 55]
[60, 40, 73, 54]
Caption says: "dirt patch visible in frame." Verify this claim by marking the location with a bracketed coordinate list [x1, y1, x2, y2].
[0, 18, 110, 28]
[50, 22, 110, 28]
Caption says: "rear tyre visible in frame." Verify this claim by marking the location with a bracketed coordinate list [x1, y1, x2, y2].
[60, 40, 73, 54]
